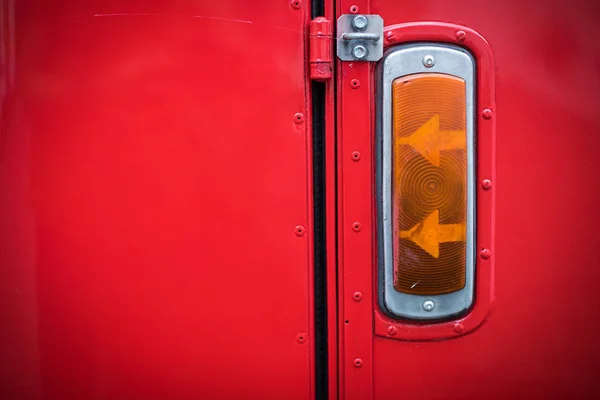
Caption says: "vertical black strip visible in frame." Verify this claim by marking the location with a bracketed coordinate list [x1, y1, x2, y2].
[311, 2, 327, 400]
[312, 80, 327, 400]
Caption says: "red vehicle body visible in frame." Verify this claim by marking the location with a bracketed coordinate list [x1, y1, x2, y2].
[1, 0, 599, 399]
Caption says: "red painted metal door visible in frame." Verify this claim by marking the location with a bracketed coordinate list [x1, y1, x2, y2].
[335, 1, 600, 399]
[0, 1, 316, 399]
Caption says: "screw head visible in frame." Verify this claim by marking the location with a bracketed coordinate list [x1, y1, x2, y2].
[294, 113, 304, 124]
[482, 109, 493, 120]
[296, 333, 307, 343]
[350, 79, 360, 89]
[481, 179, 492, 190]
[387, 325, 398, 336]
[352, 222, 362, 232]
[423, 300, 435, 312]
[353, 358, 363, 368]
[351, 151, 361, 161]
[352, 292, 363, 302]
[423, 55, 435, 68]
[480, 248, 491, 260]
[352, 15, 368, 30]
[349, 5, 359, 14]
[352, 45, 368, 60]
[456, 30, 466, 42]
[453, 323, 464, 333]
[295, 225, 305, 237]
[290, 0, 302, 9]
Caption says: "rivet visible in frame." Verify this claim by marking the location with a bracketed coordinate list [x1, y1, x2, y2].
[296, 333, 307, 343]
[351, 151, 361, 161]
[422, 55, 435, 68]
[349, 5, 359, 14]
[295, 225, 305, 237]
[482, 109, 493, 120]
[350, 79, 361, 89]
[352, 222, 362, 232]
[387, 326, 398, 336]
[454, 323, 464, 334]
[481, 179, 492, 190]
[353, 358, 363, 368]
[294, 113, 305, 124]
[352, 292, 363, 302]
[290, 0, 302, 10]
[480, 248, 491, 260]
[422, 300, 435, 312]
[456, 30, 466, 42]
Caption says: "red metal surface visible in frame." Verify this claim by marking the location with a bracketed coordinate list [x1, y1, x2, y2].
[337, 0, 600, 399]
[309, 17, 333, 81]
[374, 22, 496, 341]
[0, 1, 315, 399]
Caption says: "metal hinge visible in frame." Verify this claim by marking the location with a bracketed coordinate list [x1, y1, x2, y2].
[337, 14, 383, 62]
[309, 17, 333, 81]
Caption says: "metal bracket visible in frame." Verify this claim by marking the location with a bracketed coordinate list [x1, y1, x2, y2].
[336, 14, 383, 62]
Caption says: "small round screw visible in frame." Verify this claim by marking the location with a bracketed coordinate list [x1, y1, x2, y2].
[352, 222, 362, 232]
[454, 323, 464, 334]
[295, 225, 305, 237]
[481, 179, 492, 190]
[296, 333, 307, 343]
[387, 326, 398, 336]
[349, 5, 359, 14]
[352, 15, 368, 30]
[294, 113, 304, 124]
[353, 358, 363, 368]
[290, 0, 302, 9]
[351, 151, 361, 161]
[350, 79, 360, 88]
[352, 292, 363, 302]
[423, 300, 435, 312]
[456, 30, 466, 42]
[423, 55, 435, 68]
[480, 248, 491, 260]
[352, 45, 368, 60]
[482, 109, 493, 120]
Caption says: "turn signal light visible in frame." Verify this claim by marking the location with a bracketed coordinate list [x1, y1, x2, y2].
[392, 73, 467, 295]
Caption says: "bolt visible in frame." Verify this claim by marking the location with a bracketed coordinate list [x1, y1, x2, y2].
[295, 225, 305, 237]
[351, 151, 361, 161]
[352, 222, 362, 232]
[480, 248, 491, 260]
[352, 15, 368, 30]
[423, 55, 435, 68]
[352, 45, 368, 60]
[482, 109, 493, 120]
[454, 323, 464, 333]
[350, 79, 360, 88]
[353, 358, 363, 368]
[423, 300, 435, 312]
[387, 326, 398, 336]
[481, 179, 492, 190]
[352, 292, 363, 302]
[456, 30, 466, 42]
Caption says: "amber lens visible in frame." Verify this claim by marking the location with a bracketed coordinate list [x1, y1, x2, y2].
[392, 73, 467, 295]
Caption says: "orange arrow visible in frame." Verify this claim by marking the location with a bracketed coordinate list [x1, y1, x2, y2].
[397, 115, 465, 166]
[399, 209, 465, 258]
